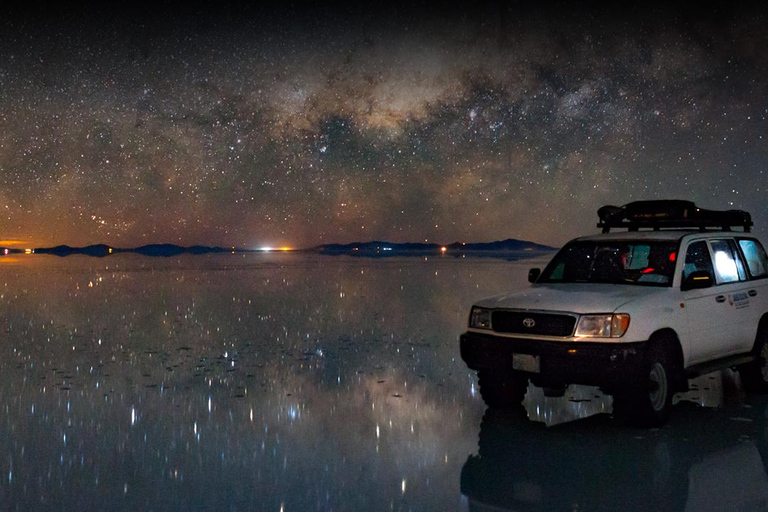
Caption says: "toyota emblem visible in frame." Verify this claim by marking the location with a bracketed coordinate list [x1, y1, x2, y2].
[522, 318, 536, 328]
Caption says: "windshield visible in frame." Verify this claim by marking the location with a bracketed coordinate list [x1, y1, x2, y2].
[539, 241, 679, 286]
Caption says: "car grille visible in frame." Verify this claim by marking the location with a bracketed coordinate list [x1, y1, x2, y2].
[491, 311, 576, 337]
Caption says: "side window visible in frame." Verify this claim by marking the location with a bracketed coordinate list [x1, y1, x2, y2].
[683, 241, 714, 281]
[709, 239, 746, 284]
[739, 239, 768, 278]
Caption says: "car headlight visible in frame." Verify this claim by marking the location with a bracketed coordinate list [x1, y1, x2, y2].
[469, 307, 493, 330]
[574, 313, 630, 338]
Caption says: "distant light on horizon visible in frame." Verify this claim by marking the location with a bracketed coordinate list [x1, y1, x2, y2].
[258, 246, 293, 252]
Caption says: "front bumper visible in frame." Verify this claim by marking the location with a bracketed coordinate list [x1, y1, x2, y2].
[460, 331, 648, 389]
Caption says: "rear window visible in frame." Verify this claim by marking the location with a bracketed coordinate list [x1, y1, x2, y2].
[739, 239, 768, 278]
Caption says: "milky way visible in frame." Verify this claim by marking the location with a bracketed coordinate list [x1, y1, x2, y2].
[1, 3, 767, 248]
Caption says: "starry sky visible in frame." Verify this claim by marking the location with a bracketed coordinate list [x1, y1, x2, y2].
[1, 1, 767, 249]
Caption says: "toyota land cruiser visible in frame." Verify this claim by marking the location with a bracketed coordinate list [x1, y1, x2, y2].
[460, 200, 768, 426]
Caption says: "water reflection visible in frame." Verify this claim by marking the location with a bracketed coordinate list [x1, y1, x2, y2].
[1, 253, 546, 511]
[4, 252, 767, 511]
[517, 370, 748, 427]
[462, 374, 768, 512]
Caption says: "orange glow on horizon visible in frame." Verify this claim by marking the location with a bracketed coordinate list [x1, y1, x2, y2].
[0, 240, 30, 247]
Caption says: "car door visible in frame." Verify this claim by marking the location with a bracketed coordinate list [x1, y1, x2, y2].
[707, 238, 754, 355]
[681, 240, 736, 364]
[736, 238, 768, 347]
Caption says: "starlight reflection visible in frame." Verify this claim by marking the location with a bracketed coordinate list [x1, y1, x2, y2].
[0, 252, 544, 510]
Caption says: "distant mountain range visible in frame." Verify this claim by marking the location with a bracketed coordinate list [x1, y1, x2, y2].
[15, 244, 233, 258]
[0, 238, 555, 258]
[312, 238, 555, 256]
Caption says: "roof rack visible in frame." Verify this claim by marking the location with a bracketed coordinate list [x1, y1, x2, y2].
[597, 200, 752, 234]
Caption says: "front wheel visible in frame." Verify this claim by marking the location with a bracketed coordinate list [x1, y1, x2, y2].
[614, 346, 674, 427]
[477, 370, 529, 408]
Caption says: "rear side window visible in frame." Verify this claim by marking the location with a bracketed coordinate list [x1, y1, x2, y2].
[709, 239, 746, 284]
[683, 241, 714, 281]
[739, 239, 768, 278]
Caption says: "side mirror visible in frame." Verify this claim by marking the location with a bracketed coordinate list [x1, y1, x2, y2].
[681, 270, 714, 291]
[528, 268, 541, 283]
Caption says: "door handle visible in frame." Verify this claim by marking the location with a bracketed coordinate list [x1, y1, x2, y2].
[716, 295, 726, 303]
[749, 290, 758, 297]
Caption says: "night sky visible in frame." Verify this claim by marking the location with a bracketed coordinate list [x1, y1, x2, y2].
[1, 2, 767, 249]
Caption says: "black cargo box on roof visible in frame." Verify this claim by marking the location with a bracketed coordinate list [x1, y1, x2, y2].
[597, 200, 752, 233]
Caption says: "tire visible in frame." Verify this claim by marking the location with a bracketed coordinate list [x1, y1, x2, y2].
[739, 328, 768, 393]
[614, 344, 675, 427]
[477, 370, 529, 408]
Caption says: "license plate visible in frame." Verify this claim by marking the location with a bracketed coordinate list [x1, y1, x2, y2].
[513, 353, 540, 373]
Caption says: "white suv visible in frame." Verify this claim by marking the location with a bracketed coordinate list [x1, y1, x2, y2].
[460, 201, 768, 426]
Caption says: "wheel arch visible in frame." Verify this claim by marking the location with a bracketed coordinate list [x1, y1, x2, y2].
[649, 328, 687, 391]
[759, 312, 768, 335]
[751, 313, 768, 353]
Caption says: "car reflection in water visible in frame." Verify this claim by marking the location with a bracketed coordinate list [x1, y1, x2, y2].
[461, 370, 768, 512]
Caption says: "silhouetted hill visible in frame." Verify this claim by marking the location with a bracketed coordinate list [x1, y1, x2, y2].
[35, 244, 113, 257]
[121, 244, 233, 257]
[186, 245, 231, 255]
[448, 238, 554, 252]
[128, 244, 183, 257]
[30, 244, 232, 258]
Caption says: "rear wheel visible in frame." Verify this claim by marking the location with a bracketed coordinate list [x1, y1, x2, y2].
[739, 328, 768, 393]
[614, 344, 675, 427]
[477, 370, 529, 408]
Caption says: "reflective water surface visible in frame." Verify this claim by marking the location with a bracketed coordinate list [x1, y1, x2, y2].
[1, 253, 767, 511]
